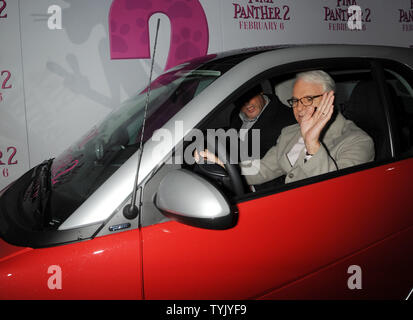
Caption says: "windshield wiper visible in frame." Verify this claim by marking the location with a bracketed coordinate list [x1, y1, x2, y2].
[31, 158, 55, 229]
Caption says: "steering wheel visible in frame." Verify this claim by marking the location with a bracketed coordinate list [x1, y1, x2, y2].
[194, 133, 244, 197]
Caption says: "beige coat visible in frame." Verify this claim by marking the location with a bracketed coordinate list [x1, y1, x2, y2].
[240, 112, 375, 185]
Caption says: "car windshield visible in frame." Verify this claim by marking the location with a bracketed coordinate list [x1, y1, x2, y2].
[17, 53, 255, 230]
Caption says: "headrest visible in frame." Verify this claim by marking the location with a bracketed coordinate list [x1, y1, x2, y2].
[342, 80, 387, 133]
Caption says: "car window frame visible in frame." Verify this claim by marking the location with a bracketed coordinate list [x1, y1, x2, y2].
[192, 57, 400, 204]
[376, 58, 413, 161]
[139, 57, 413, 225]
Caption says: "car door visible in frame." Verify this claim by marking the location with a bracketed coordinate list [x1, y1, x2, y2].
[141, 166, 412, 299]
[140, 62, 413, 300]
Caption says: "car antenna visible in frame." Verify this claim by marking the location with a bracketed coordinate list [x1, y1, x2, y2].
[123, 18, 161, 220]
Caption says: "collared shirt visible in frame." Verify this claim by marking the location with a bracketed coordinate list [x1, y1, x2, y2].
[286, 137, 313, 166]
[286, 137, 305, 166]
[242, 135, 313, 175]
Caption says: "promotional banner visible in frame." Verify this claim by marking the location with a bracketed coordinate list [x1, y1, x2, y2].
[0, 0, 412, 189]
[0, 0, 30, 188]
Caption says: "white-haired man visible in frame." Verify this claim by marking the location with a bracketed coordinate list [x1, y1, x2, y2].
[198, 70, 375, 185]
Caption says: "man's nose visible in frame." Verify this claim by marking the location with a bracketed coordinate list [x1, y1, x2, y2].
[295, 101, 305, 112]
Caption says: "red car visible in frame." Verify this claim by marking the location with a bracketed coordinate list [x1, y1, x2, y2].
[0, 45, 412, 299]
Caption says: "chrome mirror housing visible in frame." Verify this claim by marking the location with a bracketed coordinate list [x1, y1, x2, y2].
[155, 169, 236, 229]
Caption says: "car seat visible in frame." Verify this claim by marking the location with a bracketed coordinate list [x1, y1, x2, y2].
[341, 80, 392, 161]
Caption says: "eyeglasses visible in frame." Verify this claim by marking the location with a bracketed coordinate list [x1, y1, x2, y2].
[286, 94, 323, 108]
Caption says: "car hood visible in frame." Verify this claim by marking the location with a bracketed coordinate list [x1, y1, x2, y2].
[0, 238, 31, 262]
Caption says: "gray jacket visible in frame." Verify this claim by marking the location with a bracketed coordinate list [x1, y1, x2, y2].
[240, 112, 375, 185]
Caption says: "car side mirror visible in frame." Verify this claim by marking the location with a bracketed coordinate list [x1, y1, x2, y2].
[155, 169, 236, 230]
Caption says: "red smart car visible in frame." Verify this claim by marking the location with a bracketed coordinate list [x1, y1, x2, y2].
[0, 45, 412, 299]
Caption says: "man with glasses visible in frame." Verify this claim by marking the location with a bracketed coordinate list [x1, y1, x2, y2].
[239, 70, 375, 185]
[199, 70, 374, 186]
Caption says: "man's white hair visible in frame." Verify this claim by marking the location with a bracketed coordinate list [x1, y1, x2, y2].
[295, 70, 336, 92]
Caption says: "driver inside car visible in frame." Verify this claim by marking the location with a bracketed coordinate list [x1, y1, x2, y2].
[195, 70, 375, 186]
[192, 84, 294, 193]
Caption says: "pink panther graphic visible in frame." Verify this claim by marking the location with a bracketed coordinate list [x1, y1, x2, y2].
[109, 0, 209, 70]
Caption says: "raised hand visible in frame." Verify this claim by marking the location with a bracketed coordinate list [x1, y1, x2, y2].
[299, 91, 335, 155]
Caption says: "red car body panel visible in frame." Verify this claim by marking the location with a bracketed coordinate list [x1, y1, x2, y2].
[0, 230, 142, 299]
[142, 160, 413, 299]
[0, 240, 31, 262]
[0, 160, 411, 299]
[260, 225, 413, 299]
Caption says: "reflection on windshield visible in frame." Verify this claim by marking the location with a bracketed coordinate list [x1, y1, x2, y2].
[23, 57, 226, 230]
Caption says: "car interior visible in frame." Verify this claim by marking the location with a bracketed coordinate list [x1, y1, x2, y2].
[139, 62, 413, 228]
[177, 65, 413, 200]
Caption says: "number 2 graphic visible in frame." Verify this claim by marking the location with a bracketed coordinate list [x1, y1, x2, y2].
[109, 0, 209, 71]
[0, 147, 18, 165]
[1, 71, 12, 89]
[0, 0, 7, 19]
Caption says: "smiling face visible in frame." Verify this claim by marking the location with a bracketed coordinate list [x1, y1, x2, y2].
[292, 79, 325, 125]
[240, 94, 266, 120]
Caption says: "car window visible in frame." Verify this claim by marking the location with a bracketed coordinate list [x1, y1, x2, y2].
[193, 65, 388, 199]
[12, 55, 254, 233]
[140, 62, 398, 228]
[383, 67, 413, 158]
